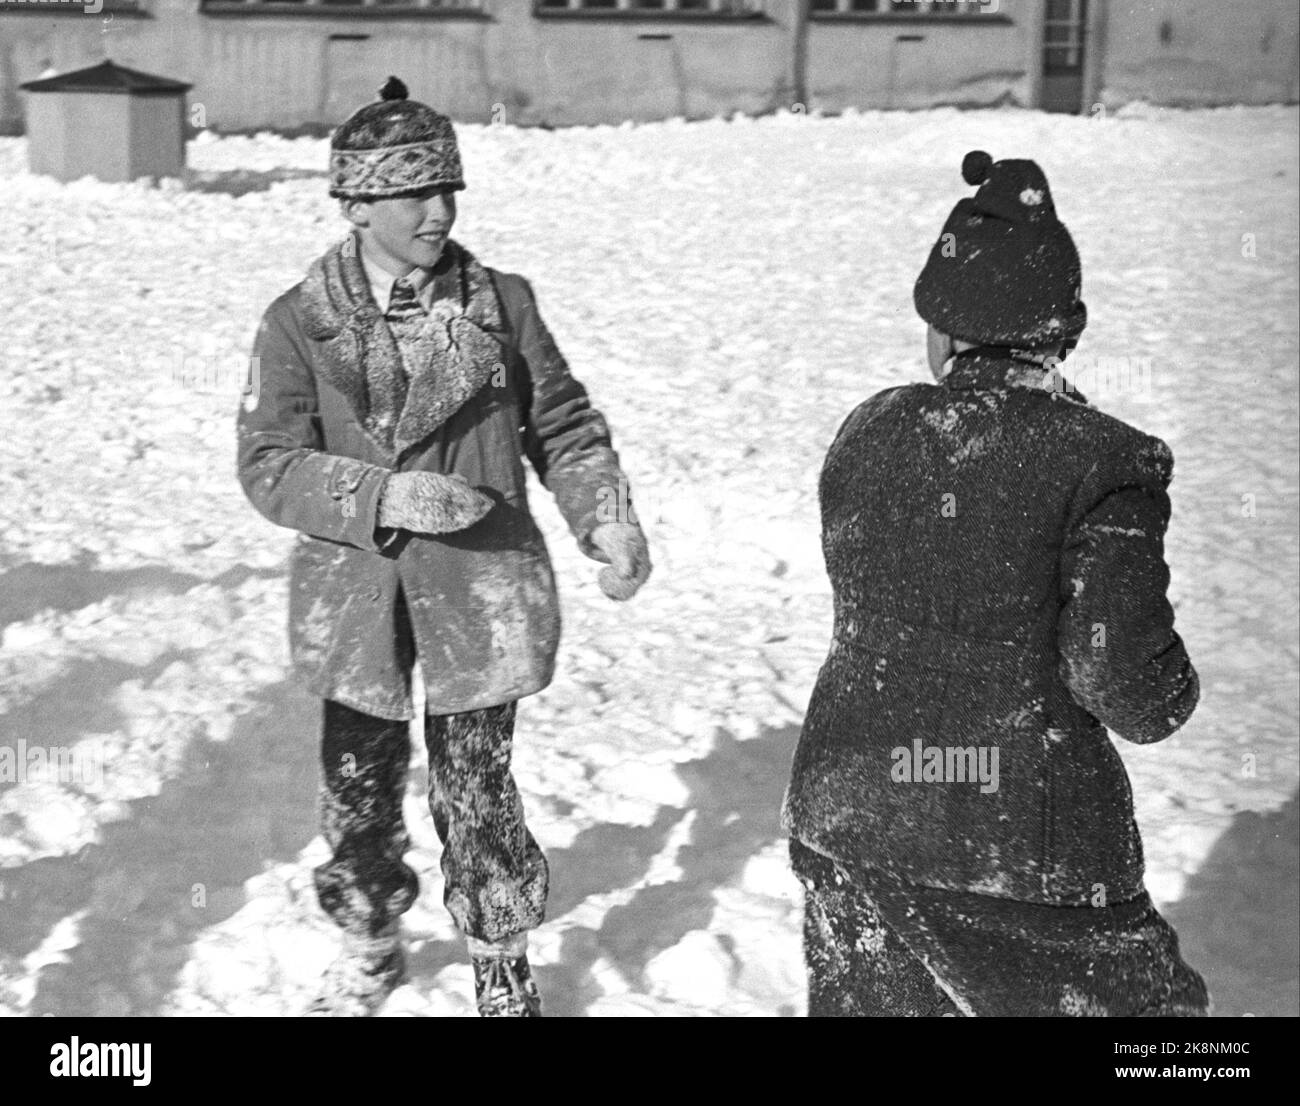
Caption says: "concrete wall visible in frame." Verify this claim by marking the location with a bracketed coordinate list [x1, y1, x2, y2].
[807, 4, 1033, 112]
[498, 12, 797, 125]
[1096, 0, 1300, 107]
[0, 0, 1295, 136]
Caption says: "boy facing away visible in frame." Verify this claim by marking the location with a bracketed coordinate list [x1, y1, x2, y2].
[237, 78, 650, 1017]
[783, 151, 1209, 1017]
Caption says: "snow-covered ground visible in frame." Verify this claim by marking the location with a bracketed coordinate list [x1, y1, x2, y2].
[0, 103, 1296, 1018]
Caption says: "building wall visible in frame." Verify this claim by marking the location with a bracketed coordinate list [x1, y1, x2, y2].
[0, 0, 1295, 136]
[1096, 0, 1300, 108]
[0, 1, 805, 131]
[494, 13, 796, 125]
[806, 4, 1033, 112]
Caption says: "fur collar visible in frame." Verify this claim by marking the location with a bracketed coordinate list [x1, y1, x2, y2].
[299, 234, 506, 456]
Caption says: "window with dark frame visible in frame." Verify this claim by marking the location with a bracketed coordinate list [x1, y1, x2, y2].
[1043, 0, 1087, 73]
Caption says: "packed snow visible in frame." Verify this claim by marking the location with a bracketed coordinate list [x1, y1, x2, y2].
[0, 102, 1296, 1017]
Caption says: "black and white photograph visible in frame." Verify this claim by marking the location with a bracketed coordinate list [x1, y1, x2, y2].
[0, 0, 1295, 1051]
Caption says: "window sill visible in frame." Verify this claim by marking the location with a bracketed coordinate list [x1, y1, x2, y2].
[533, 9, 769, 23]
[200, 4, 491, 19]
[1, 2, 148, 16]
[810, 12, 1013, 24]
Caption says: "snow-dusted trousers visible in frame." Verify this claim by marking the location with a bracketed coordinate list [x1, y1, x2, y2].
[792, 839, 959, 1017]
[314, 698, 549, 944]
[790, 838, 1209, 1018]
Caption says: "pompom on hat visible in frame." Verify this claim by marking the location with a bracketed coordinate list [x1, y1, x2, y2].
[913, 150, 1087, 349]
[329, 76, 465, 200]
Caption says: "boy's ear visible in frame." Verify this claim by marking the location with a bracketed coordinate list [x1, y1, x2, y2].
[340, 198, 370, 228]
[926, 324, 955, 381]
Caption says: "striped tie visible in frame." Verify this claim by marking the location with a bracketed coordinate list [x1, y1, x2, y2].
[385, 277, 423, 322]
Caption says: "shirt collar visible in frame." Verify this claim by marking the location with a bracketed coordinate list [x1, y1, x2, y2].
[359, 247, 435, 314]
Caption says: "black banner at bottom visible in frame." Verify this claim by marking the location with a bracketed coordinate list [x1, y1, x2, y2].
[1, 1011, 1288, 1093]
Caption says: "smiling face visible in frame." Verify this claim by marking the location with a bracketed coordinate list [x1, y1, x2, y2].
[342, 185, 458, 275]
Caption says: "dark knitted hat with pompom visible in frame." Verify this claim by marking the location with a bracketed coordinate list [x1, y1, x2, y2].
[329, 76, 465, 200]
[913, 150, 1087, 349]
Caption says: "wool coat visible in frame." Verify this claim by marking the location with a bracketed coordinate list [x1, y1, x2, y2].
[237, 237, 634, 720]
[783, 351, 1199, 907]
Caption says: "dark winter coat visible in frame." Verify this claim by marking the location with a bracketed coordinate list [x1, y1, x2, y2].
[783, 351, 1199, 907]
[237, 237, 632, 720]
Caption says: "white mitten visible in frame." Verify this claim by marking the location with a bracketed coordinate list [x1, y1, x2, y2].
[589, 522, 652, 601]
[378, 472, 493, 534]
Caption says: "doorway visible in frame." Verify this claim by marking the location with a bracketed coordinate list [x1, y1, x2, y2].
[1041, 0, 1089, 113]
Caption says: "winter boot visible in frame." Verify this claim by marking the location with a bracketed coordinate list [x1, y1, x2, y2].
[306, 925, 405, 1017]
[469, 933, 542, 1018]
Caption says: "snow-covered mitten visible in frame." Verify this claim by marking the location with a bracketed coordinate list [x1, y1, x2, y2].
[305, 925, 406, 1017]
[377, 471, 493, 534]
[468, 933, 542, 1018]
[588, 522, 651, 601]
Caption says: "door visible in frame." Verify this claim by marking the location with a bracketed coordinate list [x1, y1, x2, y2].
[1041, 0, 1088, 113]
[322, 34, 379, 126]
[886, 33, 928, 110]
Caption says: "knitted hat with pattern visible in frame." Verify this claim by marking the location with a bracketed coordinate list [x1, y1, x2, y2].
[329, 76, 465, 201]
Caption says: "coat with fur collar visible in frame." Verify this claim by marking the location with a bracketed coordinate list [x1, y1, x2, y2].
[237, 238, 637, 719]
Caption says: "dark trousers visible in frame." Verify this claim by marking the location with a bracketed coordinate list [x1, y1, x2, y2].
[792, 840, 959, 1017]
[791, 838, 1209, 1018]
[313, 698, 548, 943]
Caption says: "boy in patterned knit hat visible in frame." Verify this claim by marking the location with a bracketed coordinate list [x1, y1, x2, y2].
[238, 77, 650, 1017]
[783, 151, 1208, 1016]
